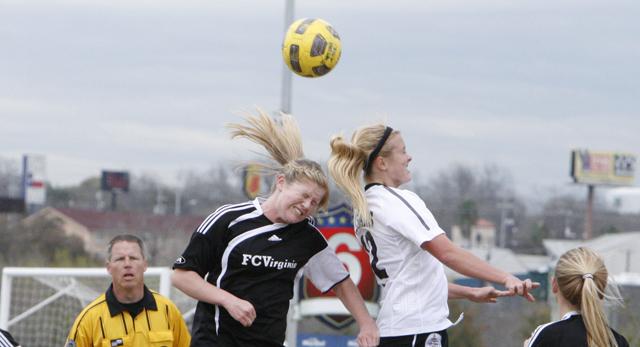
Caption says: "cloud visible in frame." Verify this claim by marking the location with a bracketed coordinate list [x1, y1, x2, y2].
[1, 0, 637, 196]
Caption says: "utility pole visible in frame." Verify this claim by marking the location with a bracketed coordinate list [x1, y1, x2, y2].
[283, 4, 297, 347]
[280, 0, 294, 115]
[497, 199, 514, 248]
[584, 184, 594, 240]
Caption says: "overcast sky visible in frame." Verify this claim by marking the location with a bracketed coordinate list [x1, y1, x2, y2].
[1, 0, 638, 200]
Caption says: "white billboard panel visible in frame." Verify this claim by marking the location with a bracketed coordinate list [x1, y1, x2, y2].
[22, 154, 47, 205]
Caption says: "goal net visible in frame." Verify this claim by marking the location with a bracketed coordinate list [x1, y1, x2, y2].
[1, 266, 377, 347]
[0, 267, 195, 347]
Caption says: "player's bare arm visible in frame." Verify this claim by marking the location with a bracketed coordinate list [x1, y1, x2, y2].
[171, 269, 256, 327]
[423, 234, 539, 301]
[333, 279, 380, 347]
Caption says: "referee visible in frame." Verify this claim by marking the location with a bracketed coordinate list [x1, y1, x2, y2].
[65, 234, 191, 347]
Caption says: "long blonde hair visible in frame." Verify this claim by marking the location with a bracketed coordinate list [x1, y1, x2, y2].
[555, 247, 620, 347]
[328, 123, 399, 226]
[227, 109, 329, 209]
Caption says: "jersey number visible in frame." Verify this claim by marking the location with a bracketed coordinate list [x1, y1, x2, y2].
[360, 231, 388, 281]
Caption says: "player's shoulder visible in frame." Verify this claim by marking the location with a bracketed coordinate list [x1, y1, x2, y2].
[300, 217, 329, 243]
[196, 200, 257, 234]
[211, 201, 257, 219]
[612, 328, 630, 347]
[367, 184, 423, 213]
[527, 313, 581, 346]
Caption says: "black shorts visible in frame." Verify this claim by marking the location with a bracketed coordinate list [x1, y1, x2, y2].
[379, 329, 448, 347]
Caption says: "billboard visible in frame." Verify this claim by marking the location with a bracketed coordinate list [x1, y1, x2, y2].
[242, 164, 262, 199]
[101, 170, 130, 192]
[22, 154, 46, 205]
[570, 150, 636, 186]
[0, 197, 25, 213]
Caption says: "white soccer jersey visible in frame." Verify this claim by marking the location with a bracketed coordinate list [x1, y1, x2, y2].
[356, 183, 451, 337]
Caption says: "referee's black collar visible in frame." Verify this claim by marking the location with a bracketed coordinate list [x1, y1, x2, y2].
[106, 284, 157, 317]
[364, 182, 384, 191]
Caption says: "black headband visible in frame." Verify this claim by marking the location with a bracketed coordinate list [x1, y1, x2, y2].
[364, 126, 393, 174]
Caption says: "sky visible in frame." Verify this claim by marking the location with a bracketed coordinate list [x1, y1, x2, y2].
[1, 0, 639, 201]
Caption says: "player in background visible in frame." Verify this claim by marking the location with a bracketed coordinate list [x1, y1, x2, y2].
[171, 110, 379, 347]
[328, 123, 539, 347]
[524, 247, 628, 347]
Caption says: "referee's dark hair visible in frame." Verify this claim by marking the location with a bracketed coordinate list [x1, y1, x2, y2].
[107, 234, 146, 261]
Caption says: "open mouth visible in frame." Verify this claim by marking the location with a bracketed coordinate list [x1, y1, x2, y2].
[123, 273, 135, 279]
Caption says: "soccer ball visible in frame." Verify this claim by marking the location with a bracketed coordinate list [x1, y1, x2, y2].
[282, 18, 342, 78]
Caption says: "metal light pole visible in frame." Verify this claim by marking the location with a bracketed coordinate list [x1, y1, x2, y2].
[282, 6, 297, 347]
[280, 0, 294, 115]
[584, 184, 594, 240]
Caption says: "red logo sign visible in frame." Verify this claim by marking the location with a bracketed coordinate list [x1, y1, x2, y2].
[302, 203, 378, 329]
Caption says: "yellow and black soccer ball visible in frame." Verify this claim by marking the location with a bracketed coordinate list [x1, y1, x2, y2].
[282, 18, 341, 78]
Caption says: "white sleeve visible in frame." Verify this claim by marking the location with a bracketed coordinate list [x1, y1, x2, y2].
[384, 189, 445, 247]
[303, 246, 350, 293]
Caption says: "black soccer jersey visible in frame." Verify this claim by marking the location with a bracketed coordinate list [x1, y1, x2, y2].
[174, 199, 349, 346]
[0, 329, 20, 347]
[527, 311, 629, 347]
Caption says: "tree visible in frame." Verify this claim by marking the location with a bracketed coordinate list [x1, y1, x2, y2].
[458, 199, 478, 239]
[415, 163, 525, 244]
[47, 176, 101, 210]
[0, 156, 21, 197]
[179, 164, 246, 215]
[0, 215, 99, 267]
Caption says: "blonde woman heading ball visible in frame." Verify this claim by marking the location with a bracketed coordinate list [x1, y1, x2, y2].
[525, 247, 629, 347]
[172, 110, 378, 347]
[329, 124, 539, 347]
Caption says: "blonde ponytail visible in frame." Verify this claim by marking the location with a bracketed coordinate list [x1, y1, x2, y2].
[328, 123, 399, 227]
[328, 134, 370, 226]
[555, 247, 620, 347]
[227, 109, 329, 209]
[227, 109, 303, 166]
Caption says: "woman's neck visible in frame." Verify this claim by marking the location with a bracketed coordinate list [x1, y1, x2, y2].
[557, 293, 579, 316]
[365, 174, 393, 187]
[260, 198, 279, 223]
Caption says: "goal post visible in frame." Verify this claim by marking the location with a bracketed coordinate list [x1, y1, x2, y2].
[0, 267, 173, 347]
[1, 266, 378, 347]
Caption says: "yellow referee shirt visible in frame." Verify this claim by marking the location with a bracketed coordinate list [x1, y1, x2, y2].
[65, 285, 190, 347]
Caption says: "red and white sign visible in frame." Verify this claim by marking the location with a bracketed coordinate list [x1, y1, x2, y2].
[302, 203, 378, 329]
[22, 154, 46, 205]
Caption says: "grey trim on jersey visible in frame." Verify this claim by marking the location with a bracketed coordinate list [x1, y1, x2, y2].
[214, 220, 288, 333]
[527, 311, 579, 346]
[197, 201, 254, 234]
[382, 186, 430, 231]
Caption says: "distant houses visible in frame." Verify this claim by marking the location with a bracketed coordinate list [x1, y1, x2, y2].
[448, 218, 640, 302]
[22, 207, 204, 265]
